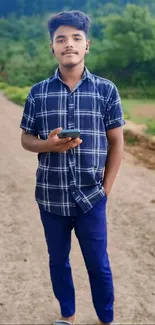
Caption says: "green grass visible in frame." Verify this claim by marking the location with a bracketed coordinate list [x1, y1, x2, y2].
[145, 119, 155, 136]
[125, 135, 138, 146]
[122, 99, 155, 123]
[122, 98, 155, 135]
[0, 82, 30, 106]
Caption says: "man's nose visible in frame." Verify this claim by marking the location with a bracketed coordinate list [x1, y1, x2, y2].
[65, 38, 74, 48]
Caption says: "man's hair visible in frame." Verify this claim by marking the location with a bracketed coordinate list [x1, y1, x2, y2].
[48, 10, 91, 40]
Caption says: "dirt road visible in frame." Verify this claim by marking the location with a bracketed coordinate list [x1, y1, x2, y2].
[0, 94, 155, 324]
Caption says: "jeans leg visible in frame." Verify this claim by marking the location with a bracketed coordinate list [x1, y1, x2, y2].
[74, 197, 114, 323]
[39, 207, 75, 317]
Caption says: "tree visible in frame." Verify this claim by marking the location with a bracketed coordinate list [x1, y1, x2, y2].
[0, 0, 155, 17]
[97, 4, 155, 86]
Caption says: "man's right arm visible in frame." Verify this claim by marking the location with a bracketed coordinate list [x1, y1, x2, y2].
[21, 130, 49, 153]
[21, 128, 82, 153]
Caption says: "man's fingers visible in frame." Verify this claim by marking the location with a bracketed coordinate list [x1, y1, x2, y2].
[48, 127, 62, 138]
[64, 138, 82, 151]
[70, 138, 82, 145]
[60, 137, 72, 143]
[72, 137, 82, 143]
[59, 137, 82, 144]
[72, 140, 82, 147]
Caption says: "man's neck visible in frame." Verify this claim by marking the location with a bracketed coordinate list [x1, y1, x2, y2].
[59, 62, 85, 85]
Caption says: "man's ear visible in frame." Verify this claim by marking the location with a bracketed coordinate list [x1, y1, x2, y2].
[86, 40, 90, 53]
[50, 43, 55, 55]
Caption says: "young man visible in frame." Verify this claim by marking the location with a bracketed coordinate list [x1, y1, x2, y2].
[20, 10, 125, 325]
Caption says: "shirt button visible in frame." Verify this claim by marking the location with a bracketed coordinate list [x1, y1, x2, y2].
[72, 191, 75, 195]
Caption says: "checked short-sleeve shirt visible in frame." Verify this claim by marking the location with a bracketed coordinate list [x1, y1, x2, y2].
[20, 67, 125, 216]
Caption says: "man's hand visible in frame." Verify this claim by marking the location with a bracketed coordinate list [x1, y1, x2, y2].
[45, 127, 82, 153]
[103, 184, 111, 197]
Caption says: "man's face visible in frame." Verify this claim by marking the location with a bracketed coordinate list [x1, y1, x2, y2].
[51, 25, 90, 68]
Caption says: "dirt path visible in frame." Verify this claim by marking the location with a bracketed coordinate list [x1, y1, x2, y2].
[0, 94, 155, 324]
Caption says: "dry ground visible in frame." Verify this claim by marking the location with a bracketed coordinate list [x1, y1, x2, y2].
[133, 103, 155, 119]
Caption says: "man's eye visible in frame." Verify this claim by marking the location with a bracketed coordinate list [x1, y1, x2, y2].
[57, 39, 64, 43]
[75, 37, 81, 41]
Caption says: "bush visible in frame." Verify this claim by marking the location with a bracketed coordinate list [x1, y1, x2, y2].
[0, 83, 30, 106]
[124, 112, 130, 120]
[119, 86, 155, 99]
[0, 82, 9, 90]
[146, 120, 155, 136]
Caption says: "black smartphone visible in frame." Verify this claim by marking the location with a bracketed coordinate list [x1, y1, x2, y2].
[58, 129, 80, 139]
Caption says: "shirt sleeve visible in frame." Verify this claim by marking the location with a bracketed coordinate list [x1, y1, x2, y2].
[20, 88, 38, 136]
[104, 84, 125, 131]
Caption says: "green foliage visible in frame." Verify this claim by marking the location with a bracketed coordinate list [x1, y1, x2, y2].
[124, 112, 130, 120]
[125, 135, 138, 145]
[0, 0, 154, 17]
[94, 5, 155, 87]
[0, 82, 8, 89]
[122, 98, 155, 134]
[0, 3, 155, 94]
[0, 15, 47, 41]
[146, 120, 155, 135]
[1, 84, 31, 106]
[119, 86, 155, 99]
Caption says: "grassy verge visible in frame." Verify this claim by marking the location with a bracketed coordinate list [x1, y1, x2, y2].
[122, 99, 155, 136]
[145, 120, 155, 136]
[0, 82, 30, 106]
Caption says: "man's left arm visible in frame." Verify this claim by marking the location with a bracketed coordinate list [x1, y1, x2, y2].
[102, 83, 125, 196]
[103, 126, 124, 196]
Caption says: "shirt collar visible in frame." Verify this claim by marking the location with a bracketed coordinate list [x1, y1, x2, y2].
[53, 66, 92, 82]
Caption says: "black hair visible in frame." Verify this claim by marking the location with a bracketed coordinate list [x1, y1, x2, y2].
[48, 10, 91, 40]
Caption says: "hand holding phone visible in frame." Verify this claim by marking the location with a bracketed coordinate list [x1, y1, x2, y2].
[46, 128, 82, 153]
[58, 129, 80, 139]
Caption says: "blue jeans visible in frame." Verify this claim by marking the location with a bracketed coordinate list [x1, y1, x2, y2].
[39, 195, 114, 323]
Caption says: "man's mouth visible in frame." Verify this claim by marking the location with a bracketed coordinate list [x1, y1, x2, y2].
[62, 51, 78, 56]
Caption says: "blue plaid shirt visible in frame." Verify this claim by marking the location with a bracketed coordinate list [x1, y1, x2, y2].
[20, 67, 125, 216]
